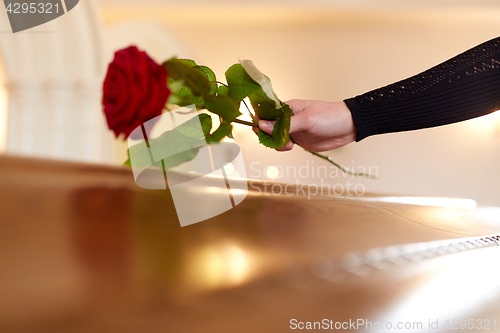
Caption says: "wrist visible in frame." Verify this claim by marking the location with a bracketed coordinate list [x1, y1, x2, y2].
[334, 101, 357, 141]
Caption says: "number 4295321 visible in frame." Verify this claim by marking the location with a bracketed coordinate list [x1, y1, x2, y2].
[6, 2, 60, 14]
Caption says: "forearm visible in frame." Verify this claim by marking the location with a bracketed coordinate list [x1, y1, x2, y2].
[344, 37, 500, 141]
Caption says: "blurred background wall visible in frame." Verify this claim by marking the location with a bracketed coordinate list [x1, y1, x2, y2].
[1, 0, 500, 205]
[0, 0, 113, 162]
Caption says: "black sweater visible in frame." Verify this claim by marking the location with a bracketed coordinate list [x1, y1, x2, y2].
[344, 36, 500, 141]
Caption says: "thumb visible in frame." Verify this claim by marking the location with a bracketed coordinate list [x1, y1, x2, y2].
[259, 112, 309, 136]
[258, 119, 276, 135]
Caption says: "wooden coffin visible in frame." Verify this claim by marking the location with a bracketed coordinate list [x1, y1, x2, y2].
[1, 156, 499, 332]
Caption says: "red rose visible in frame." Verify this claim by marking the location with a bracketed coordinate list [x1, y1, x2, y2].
[102, 46, 170, 139]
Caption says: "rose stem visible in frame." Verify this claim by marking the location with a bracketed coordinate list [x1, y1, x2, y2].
[232, 118, 377, 179]
[242, 100, 258, 124]
[289, 138, 377, 179]
[307, 151, 377, 179]
[232, 118, 258, 127]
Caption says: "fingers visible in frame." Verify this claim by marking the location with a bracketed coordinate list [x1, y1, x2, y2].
[252, 113, 261, 135]
[284, 99, 309, 116]
[257, 99, 312, 135]
[255, 99, 311, 152]
[276, 141, 294, 152]
[256, 120, 294, 152]
[258, 112, 310, 136]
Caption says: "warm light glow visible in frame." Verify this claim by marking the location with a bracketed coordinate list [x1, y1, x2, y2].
[266, 166, 280, 179]
[467, 110, 500, 135]
[356, 196, 477, 209]
[230, 189, 246, 196]
[222, 162, 234, 175]
[432, 206, 500, 227]
[206, 169, 244, 180]
[469, 206, 500, 225]
[206, 186, 225, 194]
[231, 97, 256, 139]
[225, 245, 250, 283]
[206, 173, 224, 179]
[238, 97, 255, 122]
[191, 243, 251, 289]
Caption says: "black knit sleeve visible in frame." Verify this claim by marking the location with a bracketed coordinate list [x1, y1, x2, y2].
[344, 37, 500, 141]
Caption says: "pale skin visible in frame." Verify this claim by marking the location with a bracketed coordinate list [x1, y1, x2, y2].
[256, 99, 357, 152]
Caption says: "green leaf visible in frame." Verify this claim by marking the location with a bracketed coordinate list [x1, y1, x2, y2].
[124, 149, 131, 167]
[128, 114, 211, 169]
[227, 61, 283, 120]
[165, 59, 219, 108]
[240, 60, 282, 109]
[204, 95, 241, 123]
[225, 63, 261, 103]
[257, 103, 292, 148]
[198, 65, 218, 95]
[218, 85, 229, 96]
[168, 78, 184, 93]
[178, 59, 198, 67]
[199, 113, 213, 136]
[153, 132, 202, 169]
[248, 89, 283, 120]
[177, 60, 218, 96]
[163, 58, 211, 97]
[176, 86, 205, 108]
[206, 122, 233, 143]
[176, 113, 212, 138]
[166, 77, 185, 105]
[198, 65, 216, 82]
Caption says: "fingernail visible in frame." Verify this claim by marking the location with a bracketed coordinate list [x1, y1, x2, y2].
[259, 120, 272, 129]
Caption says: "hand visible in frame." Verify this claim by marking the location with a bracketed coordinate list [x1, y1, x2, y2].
[257, 99, 357, 152]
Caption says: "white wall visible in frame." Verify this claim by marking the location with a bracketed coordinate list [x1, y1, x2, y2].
[0, 0, 113, 163]
[100, 4, 500, 205]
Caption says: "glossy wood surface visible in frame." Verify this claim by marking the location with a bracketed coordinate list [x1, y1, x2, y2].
[1, 156, 499, 333]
